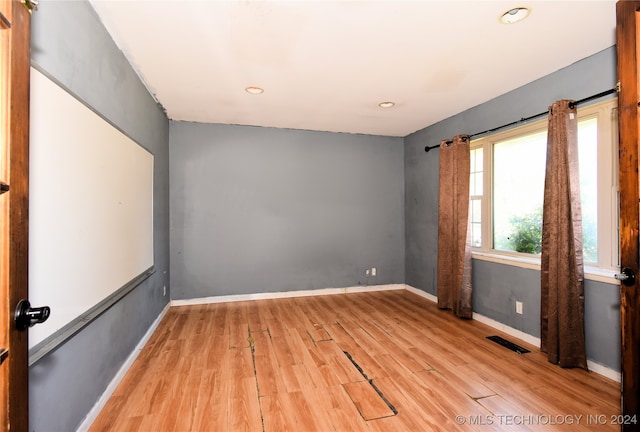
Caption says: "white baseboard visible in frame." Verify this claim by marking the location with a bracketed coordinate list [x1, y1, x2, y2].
[586, 360, 621, 382]
[75, 302, 171, 432]
[404, 284, 438, 303]
[472, 312, 542, 348]
[170, 283, 406, 306]
[403, 285, 621, 383]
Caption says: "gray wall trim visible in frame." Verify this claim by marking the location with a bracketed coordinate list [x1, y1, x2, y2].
[28, 267, 154, 366]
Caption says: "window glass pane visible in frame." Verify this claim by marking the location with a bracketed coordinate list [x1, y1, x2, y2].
[470, 147, 483, 248]
[471, 199, 481, 223]
[471, 148, 482, 169]
[470, 147, 483, 171]
[578, 117, 598, 263]
[470, 149, 483, 194]
[471, 198, 482, 247]
[493, 130, 547, 253]
[471, 172, 483, 196]
[472, 222, 482, 247]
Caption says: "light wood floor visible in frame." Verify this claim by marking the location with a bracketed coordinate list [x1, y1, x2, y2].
[90, 290, 620, 431]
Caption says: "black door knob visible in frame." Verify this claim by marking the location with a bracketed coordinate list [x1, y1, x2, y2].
[15, 299, 50, 331]
[615, 268, 637, 287]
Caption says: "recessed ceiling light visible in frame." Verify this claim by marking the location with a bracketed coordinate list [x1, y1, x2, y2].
[500, 7, 530, 24]
[378, 101, 395, 108]
[245, 86, 264, 94]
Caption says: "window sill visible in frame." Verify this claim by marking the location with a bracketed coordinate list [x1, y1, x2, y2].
[471, 251, 619, 284]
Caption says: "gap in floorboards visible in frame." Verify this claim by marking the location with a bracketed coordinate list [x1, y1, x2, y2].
[343, 351, 398, 416]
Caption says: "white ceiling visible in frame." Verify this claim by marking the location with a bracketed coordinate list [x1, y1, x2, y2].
[89, 0, 617, 137]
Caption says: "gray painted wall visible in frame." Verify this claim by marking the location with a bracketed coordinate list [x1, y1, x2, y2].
[29, 2, 170, 431]
[405, 46, 621, 371]
[170, 123, 404, 299]
[472, 261, 620, 369]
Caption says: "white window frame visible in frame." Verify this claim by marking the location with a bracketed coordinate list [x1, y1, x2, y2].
[470, 98, 619, 283]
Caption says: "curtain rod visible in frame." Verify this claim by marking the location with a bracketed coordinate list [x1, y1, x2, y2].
[424, 88, 618, 153]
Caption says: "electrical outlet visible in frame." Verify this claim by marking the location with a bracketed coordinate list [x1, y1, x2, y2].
[516, 301, 523, 315]
[371, 267, 377, 276]
[163, 285, 167, 296]
[365, 269, 370, 276]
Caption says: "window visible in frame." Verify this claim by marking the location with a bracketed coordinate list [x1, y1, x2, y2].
[492, 130, 547, 254]
[470, 99, 619, 275]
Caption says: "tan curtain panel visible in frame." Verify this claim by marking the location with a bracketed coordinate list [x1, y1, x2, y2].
[540, 100, 588, 369]
[437, 135, 472, 319]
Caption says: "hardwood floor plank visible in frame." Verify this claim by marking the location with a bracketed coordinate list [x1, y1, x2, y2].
[391, 370, 480, 430]
[529, 384, 620, 419]
[171, 370, 203, 431]
[283, 325, 312, 366]
[342, 380, 396, 420]
[320, 384, 372, 432]
[229, 377, 263, 432]
[290, 326, 345, 388]
[253, 347, 287, 397]
[342, 324, 389, 358]
[287, 390, 332, 431]
[228, 323, 250, 350]
[191, 368, 229, 432]
[266, 319, 299, 367]
[370, 376, 459, 431]
[316, 340, 366, 384]
[232, 346, 256, 380]
[342, 345, 388, 380]
[476, 395, 556, 432]
[242, 300, 267, 333]
[209, 303, 231, 336]
[109, 415, 143, 432]
[294, 297, 334, 341]
[414, 369, 497, 420]
[438, 363, 496, 400]
[260, 395, 285, 432]
[312, 295, 347, 323]
[89, 395, 127, 431]
[261, 393, 296, 432]
[323, 322, 357, 349]
[456, 358, 545, 396]
[360, 319, 432, 373]
[205, 334, 230, 369]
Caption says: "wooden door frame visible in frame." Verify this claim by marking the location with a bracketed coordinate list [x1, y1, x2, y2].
[0, 0, 9, 428]
[617, 1, 640, 427]
[1, 0, 31, 430]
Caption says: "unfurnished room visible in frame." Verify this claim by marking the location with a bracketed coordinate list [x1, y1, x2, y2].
[1, 0, 638, 431]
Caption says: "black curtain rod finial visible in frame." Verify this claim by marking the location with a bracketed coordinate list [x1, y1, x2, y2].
[425, 136, 469, 152]
[425, 144, 439, 152]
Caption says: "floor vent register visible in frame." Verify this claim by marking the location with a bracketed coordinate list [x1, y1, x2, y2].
[486, 335, 530, 354]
